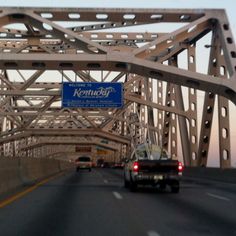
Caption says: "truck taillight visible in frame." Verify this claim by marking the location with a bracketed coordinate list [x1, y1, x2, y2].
[133, 162, 139, 172]
[178, 162, 183, 172]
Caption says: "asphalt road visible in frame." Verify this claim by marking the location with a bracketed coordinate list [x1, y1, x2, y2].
[0, 168, 236, 236]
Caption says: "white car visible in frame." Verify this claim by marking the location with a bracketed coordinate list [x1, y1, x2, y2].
[75, 156, 92, 172]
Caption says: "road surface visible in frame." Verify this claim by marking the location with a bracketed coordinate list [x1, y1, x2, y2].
[0, 168, 236, 236]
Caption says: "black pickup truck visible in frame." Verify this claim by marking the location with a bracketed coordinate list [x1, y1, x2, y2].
[124, 144, 183, 193]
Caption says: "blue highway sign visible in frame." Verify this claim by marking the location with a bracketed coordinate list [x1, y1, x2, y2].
[62, 82, 123, 108]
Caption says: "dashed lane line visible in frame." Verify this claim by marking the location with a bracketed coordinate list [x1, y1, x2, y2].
[113, 191, 123, 200]
[147, 230, 160, 236]
[206, 192, 230, 201]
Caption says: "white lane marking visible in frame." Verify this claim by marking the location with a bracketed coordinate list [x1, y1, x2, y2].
[104, 179, 108, 184]
[206, 192, 230, 201]
[113, 191, 123, 200]
[147, 230, 160, 236]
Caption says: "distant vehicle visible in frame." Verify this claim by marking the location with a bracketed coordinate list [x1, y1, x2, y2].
[101, 162, 110, 168]
[75, 156, 92, 172]
[112, 162, 124, 169]
[97, 158, 105, 167]
[124, 144, 183, 193]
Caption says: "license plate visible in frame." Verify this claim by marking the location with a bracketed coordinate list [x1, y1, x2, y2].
[154, 175, 163, 180]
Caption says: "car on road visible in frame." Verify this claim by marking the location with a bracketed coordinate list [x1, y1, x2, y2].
[124, 144, 183, 193]
[101, 162, 111, 168]
[112, 162, 124, 169]
[75, 156, 92, 172]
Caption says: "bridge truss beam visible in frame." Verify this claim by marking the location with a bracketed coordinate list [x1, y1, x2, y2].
[0, 7, 235, 168]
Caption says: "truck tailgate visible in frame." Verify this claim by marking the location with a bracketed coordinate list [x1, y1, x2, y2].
[138, 160, 179, 173]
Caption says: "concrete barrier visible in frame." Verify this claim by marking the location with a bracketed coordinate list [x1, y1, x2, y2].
[0, 157, 74, 197]
[183, 167, 236, 183]
[0, 158, 22, 197]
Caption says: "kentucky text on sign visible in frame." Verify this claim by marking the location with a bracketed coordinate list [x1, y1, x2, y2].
[62, 82, 123, 108]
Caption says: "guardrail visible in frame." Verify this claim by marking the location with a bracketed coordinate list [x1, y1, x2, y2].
[183, 167, 236, 183]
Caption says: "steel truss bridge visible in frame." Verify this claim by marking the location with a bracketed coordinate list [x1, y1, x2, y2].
[0, 7, 235, 168]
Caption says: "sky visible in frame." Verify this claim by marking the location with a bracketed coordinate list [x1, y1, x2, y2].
[0, 0, 236, 167]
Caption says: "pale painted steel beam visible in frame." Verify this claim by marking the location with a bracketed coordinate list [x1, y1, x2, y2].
[0, 128, 130, 145]
[207, 10, 236, 77]
[0, 53, 235, 104]
[24, 11, 108, 54]
[134, 16, 211, 58]
[6, 7, 204, 23]
[0, 90, 59, 96]
[187, 44, 198, 166]
[198, 30, 219, 167]
[125, 93, 188, 117]
[19, 140, 120, 151]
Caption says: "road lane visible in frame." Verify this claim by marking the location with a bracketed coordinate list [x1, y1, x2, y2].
[0, 168, 236, 236]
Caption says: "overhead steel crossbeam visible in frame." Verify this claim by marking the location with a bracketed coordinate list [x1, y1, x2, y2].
[0, 7, 235, 168]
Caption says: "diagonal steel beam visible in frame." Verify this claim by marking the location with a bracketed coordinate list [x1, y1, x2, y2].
[133, 16, 211, 58]
[25, 11, 108, 54]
